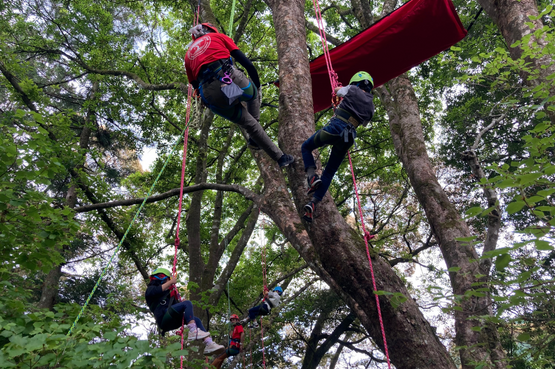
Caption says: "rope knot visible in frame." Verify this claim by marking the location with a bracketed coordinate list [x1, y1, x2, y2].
[364, 231, 375, 242]
[175, 237, 180, 248]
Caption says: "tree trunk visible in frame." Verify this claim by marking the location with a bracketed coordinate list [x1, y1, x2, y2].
[262, 1, 457, 367]
[476, 0, 555, 122]
[376, 73, 507, 368]
[37, 83, 97, 310]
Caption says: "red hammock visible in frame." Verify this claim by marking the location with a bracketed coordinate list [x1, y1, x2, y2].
[310, 0, 467, 113]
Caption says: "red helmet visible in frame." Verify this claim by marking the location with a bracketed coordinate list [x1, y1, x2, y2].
[201, 23, 219, 33]
[230, 314, 239, 320]
[191, 23, 219, 41]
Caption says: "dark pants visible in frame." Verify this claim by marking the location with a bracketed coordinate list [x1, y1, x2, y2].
[301, 117, 356, 201]
[211, 347, 240, 369]
[248, 303, 270, 320]
[160, 300, 206, 333]
[199, 66, 283, 161]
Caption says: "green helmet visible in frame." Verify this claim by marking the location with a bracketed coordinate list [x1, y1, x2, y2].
[151, 267, 171, 277]
[349, 71, 374, 88]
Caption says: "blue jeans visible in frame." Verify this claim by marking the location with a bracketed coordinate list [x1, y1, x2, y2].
[248, 303, 269, 320]
[301, 117, 355, 201]
[171, 300, 206, 331]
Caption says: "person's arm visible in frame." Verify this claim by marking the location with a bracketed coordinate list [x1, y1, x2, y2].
[161, 276, 178, 291]
[230, 49, 260, 88]
[335, 85, 352, 97]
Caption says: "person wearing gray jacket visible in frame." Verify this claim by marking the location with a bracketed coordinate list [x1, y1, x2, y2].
[242, 286, 283, 328]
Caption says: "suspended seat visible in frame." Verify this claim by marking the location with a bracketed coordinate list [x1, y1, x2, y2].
[310, 0, 467, 113]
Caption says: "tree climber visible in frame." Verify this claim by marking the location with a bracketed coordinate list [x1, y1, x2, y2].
[241, 286, 283, 328]
[184, 23, 295, 168]
[144, 267, 225, 356]
[301, 72, 375, 222]
[211, 314, 245, 369]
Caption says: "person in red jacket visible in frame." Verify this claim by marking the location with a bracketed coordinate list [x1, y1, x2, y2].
[185, 23, 294, 168]
[211, 314, 245, 369]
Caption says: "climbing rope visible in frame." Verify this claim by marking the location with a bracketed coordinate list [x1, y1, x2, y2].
[227, 0, 237, 37]
[347, 152, 390, 367]
[259, 218, 268, 369]
[311, 0, 391, 367]
[172, 84, 195, 369]
[66, 121, 191, 337]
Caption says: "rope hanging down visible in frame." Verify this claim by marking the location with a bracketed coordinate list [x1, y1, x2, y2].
[260, 231, 267, 369]
[66, 120, 192, 337]
[310, 0, 391, 367]
[172, 84, 195, 369]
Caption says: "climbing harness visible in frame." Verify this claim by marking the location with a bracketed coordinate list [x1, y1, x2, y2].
[310, 0, 391, 366]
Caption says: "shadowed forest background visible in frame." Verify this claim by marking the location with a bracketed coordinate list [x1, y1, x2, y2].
[1, 0, 554, 368]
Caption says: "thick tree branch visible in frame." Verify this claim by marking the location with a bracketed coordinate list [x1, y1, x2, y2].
[305, 21, 343, 47]
[73, 183, 260, 213]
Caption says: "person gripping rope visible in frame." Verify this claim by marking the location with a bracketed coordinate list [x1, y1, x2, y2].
[211, 314, 245, 369]
[184, 23, 294, 168]
[301, 71, 375, 222]
[144, 268, 225, 356]
[241, 286, 283, 328]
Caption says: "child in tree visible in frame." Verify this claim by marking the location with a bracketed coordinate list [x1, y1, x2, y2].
[144, 267, 225, 356]
[211, 314, 244, 368]
[242, 286, 283, 328]
[301, 71, 375, 222]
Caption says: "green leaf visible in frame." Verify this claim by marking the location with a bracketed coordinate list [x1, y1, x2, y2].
[448, 267, 461, 272]
[535, 239, 554, 250]
[507, 201, 526, 214]
[495, 254, 512, 271]
[517, 333, 531, 341]
[465, 206, 483, 217]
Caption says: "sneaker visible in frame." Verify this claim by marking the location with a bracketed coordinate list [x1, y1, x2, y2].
[306, 175, 322, 195]
[247, 137, 261, 150]
[188, 328, 211, 341]
[278, 154, 295, 168]
[303, 201, 316, 223]
[204, 342, 225, 356]
[248, 321, 259, 329]
[239, 318, 249, 326]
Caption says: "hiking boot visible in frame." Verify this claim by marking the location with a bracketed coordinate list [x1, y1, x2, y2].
[303, 201, 316, 223]
[247, 137, 260, 150]
[278, 154, 295, 168]
[204, 342, 225, 356]
[188, 328, 211, 341]
[306, 175, 322, 195]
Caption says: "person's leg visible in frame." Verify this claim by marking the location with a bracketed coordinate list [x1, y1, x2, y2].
[248, 305, 262, 320]
[193, 316, 206, 332]
[211, 352, 230, 369]
[301, 131, 321, 173]
[312, 137, 353, 202]
[235, 104, 284, 161]
[171, 300, 195, 324]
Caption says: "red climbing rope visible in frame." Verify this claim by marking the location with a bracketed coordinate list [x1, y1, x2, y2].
[259, 217, 267, 369]
[347, 151, 391, 368]
[311, 0, 391, 366]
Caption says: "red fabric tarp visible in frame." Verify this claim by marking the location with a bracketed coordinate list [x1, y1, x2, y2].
[310, 0, 467, 112]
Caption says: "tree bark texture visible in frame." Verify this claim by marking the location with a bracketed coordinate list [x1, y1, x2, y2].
[263, 1, 457, 368]
[476, 0, 555, 122]
[377, 74, 507, 368]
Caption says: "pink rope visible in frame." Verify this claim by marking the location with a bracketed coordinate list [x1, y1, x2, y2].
[260, 317, 266, 369]
[173, 83, 194, 369]
[310, 0, 391, 365]
[347, 151, 391, 368]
